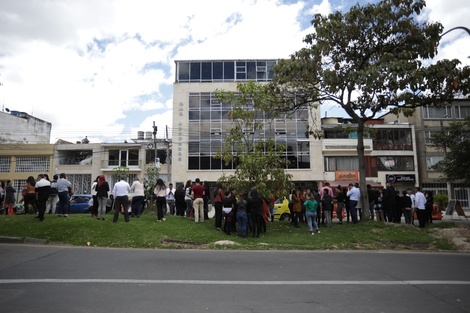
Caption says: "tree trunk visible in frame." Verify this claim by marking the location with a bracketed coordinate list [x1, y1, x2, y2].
[356, 120, 370, 221]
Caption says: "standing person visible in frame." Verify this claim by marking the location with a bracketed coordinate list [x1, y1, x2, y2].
[375, 189, 385, 222]
[4, 180, 16, 215]
[46, 174, 59, 214]
[130, 178, 145, 218]
[304, 193, 320, 235]
[292, 188, 302, 228]
[321, 189, 334, 227]
[90, 176, 99, 218]
[236, 193, 248, 238]
[346, 183, 360, 224]
[154, 178, 167, 222]
[174, 184, 186, 217]
[184, 180, 193, 218]
[248, 189, 263, 238]
[414, 187, 427, 228]
[56, 173, 72, 218]
[203, 181, 210, 220]
[35, 174, 50, 222]
[425, 191, 434, 224]
[191, 178, 205, 223]
[335, 186, 345, 224]
[313, 188, 322, 227]
[96, 175, 110, 220]
[165, 183, 176, 216]
[0, 181, 4, 214]
[408, 188, 416, 225]
[288, 189, 295, 223]
[213, 183, 224, 231]
[112, 176, 131, 223]
[383, 182, 396, 223]
[222, 190, 234, 234]
[22, 176, 38, 215]
[367, 184, 378, 221]
[402, 190, 413, 224]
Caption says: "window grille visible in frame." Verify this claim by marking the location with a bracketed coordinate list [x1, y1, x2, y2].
[0, 157, 11, 172]
[14, 157, 50, 173]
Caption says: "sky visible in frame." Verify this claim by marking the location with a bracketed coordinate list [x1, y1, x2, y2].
[0, 0, 469, 144]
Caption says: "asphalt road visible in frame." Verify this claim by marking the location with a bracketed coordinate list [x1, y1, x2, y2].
[0, 244, 469, 313]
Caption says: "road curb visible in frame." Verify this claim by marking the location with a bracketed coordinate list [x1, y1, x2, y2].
[0, 236, 47, 245]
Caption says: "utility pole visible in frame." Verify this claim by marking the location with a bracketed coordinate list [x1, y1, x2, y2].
[153, 121, 160, 177]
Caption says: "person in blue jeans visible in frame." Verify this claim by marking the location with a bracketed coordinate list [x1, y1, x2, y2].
[236, 194, 248, 238]
[304, 193, 320, 235]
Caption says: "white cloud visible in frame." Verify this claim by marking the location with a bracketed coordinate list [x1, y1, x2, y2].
[0, 0, 468, 142]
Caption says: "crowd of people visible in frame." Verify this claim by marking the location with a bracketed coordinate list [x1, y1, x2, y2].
[284, 181, 436, 230]
[0, 175, 437, 231]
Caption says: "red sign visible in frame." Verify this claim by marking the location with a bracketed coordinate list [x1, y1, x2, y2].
[335, 170, 359, 181]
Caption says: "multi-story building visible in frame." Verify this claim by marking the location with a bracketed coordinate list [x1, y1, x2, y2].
[53, 134, 170, 194]
[386, 100, 470, 208]
[0, 110, 51, 144]
[321, 117, 419, 192]
[0, 110, 54, 196]
[171, 59, 324, 190]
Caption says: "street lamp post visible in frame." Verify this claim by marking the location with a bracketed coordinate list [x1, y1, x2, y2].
[441, 26, 470, 58]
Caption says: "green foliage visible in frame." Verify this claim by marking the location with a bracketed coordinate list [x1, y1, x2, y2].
[430, 117, 470, 187]
[112, 166, 129, 182]
[214, 82, 293, 198]
[433, 193, 449, 208]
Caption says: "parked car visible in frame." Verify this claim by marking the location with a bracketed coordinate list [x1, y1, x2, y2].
[273, 197, 290, 221]
[56, 194, 92, 214]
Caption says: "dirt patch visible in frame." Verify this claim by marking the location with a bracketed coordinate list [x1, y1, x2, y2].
[430, 224, 470, 252]
[160, 238, 207, 249]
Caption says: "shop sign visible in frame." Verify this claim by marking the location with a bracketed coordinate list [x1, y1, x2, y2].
[386, 174, 416, 183]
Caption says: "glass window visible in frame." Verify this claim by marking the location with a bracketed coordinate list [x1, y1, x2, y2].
[109, 150, 119, 166]
[188, 156, 199, 169]
[188, 142, 199, 154]
[324, 156, 358, 171]
[200, 111, 211, 120]
[201, 93, 210, 109]
[224, 62, 234, 80]
[456, 105, 470, 119]
[189, 94, 199, 110]
[213, 62, 223, 80]
[189, 124, 199, 140]
[202, 62, 212, 81]
[426, 155, 445, 171]
[247, 61, 256, 80]
[128, 150, 139, 166]
[423, 106, 452, 119]
[190, 62, 201, 81]
[377, 156, 414, 171]
[189, 111, 200, 121]
[178, 62, 189, 81]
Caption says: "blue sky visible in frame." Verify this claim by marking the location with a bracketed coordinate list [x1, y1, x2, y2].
[0, 0, 469, 143]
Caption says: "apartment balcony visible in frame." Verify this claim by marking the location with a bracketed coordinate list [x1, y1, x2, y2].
[322, 138, 373, 152]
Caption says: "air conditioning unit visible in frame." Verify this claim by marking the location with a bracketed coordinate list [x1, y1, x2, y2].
[256, 66, 267, 72]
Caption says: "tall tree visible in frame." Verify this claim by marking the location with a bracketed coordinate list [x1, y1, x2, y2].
[214, 81, 293, 198]
[430, 117, 470, 187]
[267, 0, 470, 219]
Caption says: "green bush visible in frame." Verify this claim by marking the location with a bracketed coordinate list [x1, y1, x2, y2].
[434, 193, 449, 209]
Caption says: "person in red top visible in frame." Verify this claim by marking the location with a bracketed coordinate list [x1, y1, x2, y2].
[191, 178, 205, 223]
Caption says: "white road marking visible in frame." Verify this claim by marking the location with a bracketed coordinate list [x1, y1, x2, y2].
[0, 279, 469, 285]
